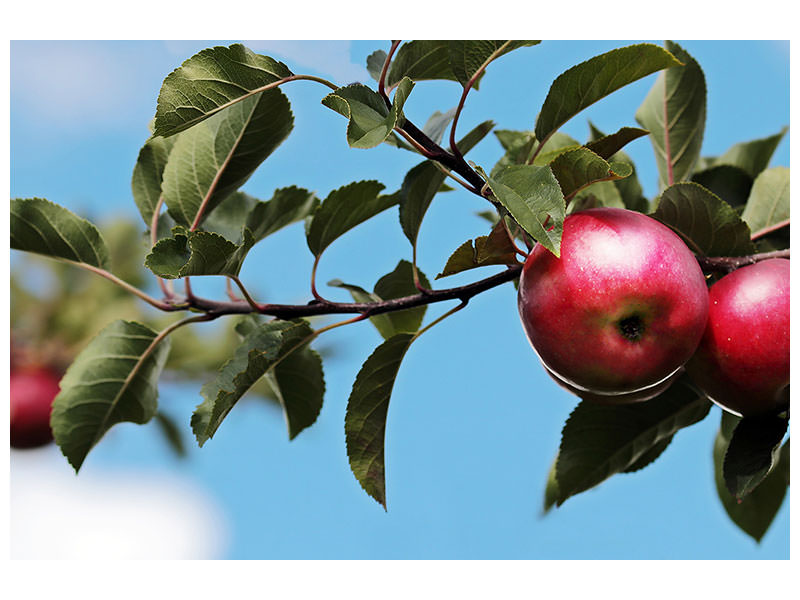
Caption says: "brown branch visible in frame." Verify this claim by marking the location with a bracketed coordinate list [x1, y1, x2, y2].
[697, 249, 789, 274]
[186, 265, 522, 320]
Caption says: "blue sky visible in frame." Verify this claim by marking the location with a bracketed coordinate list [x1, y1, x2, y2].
[9, 40, 790, 561]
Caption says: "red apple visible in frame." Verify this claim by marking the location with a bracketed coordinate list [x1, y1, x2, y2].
[10, 365, 61, 449]
[685, 258, 789, 417]
[518, 207, 709, 397]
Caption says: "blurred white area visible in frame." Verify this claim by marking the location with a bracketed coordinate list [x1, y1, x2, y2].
[10, 448, 230, 559]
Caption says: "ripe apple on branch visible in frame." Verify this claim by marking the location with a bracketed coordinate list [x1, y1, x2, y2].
[9, 40, 789, 541]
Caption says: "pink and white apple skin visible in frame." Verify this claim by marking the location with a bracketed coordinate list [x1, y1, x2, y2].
[518, 207, 710, 396]
[685, 258, 790, 417]
[10, 366, 61, 449]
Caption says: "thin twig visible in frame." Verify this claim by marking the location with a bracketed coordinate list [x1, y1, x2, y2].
[697, 249, 790, 273]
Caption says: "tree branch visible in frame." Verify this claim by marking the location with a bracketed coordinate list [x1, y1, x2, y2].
[697, 249, 789, 274]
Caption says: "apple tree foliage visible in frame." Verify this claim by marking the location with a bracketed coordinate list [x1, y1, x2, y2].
[10, 40, 789, 541]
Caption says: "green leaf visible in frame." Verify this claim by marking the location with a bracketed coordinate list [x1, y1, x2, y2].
[491, 130, 582, 175]
[448, 40, 540, 86]
[635, 41, 707, 189]
[691, 165, 754, 209]
[372, 261, 431, 335]
[192, 319, 316, 446]
[478, 164, 566, 256]
[329, 260, 431, 339]
[50, 320, 171, 471]
[570, 181, 626, 212]
[321, 78, 414, 149]
[436, 220, 519, 279]
[261, 327, 325, 440]
[386, 41, 455, 88]
[306, 180, 398, 257]
[366, 49, 388, 81]
[145, 226, 255, 279]
[741, 167, 790, 239]
[622, 435, 674, 473]
[153, 44, 293, 138]
[10, 198, 110, 269]
[553, 376, 710, 506]
[585, 124, 648, 212]
[714, 415, 789, 542]
[399, 120, 495, 246]
[536, 43, 682, 145]
[161, 88, 294, 228]
[549, 147, 632, 201]
[652, 182, 756, 256]
[584, 126, 649, 160]
[723, 413, 788, 500]
[202, 187, 319, 245]
[153, 412, 187, 458]
[421, 108, 457, 146]
[131, 134, 177, 227]
[345, 333, 415, 508]
[713, 127, 788, 178]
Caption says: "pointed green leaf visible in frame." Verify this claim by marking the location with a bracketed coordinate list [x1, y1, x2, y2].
[145, 226, 255, 279]
[713, 127, 788, 178]
[723, 413, 788, 500]
[714, 414, 789, 542]
[131, 135, 177, 227]
[11, 198, 110, 269]
[448, 40, 540, 86]
[554, 376, 710, 506]
[479, 164, 566, 256]
[543, 455, 561, 514]
[201, 191, 259, 243]
[306, 180, 397, 257]
[262, 328, 325, 440]
[585, 124, 648, 211]
[436, 220, 519, 279]
[366, 49, 388, 81]
[536, 44, 682, 145]
[622, 435, 674, 473]
[386, 41, 457, 88]
[691, 165, 754, 209]
[399, 120, 495, 246]
[346, 333, 415, 508]
[321, 78, 414, 149]
[549, 147, 632, 201]
[330, 260, 431, 339]
[50, 320, 171, 471]
[161, 88, 294, 228]
[652, 182, 755, 256]
[585, 126, 649, 160]
[635, 41, 707, 189]
[153, 44, 293, 138]
[741, 167, 790, 239]
[153, 412, 187, 458]
[192, 319, 315, 446]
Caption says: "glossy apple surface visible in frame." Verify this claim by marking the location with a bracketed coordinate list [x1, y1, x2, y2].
[686, 258, 789, 417]
[518, 207, 709, 395]
[10, 366, 61, 449]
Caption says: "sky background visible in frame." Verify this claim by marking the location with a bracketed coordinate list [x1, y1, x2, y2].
[9, 40, 791, 561]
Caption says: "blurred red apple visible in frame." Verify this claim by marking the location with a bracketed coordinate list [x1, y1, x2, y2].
[10, 365, 61, 449]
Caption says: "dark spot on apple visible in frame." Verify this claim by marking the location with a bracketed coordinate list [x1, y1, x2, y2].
[618, 315, 644, 341]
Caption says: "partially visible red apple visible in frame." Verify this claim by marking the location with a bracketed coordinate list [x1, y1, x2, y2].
[518, 207, 709, 396]
[10, 365, 61, 449]
[686, 258, 790, 417]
